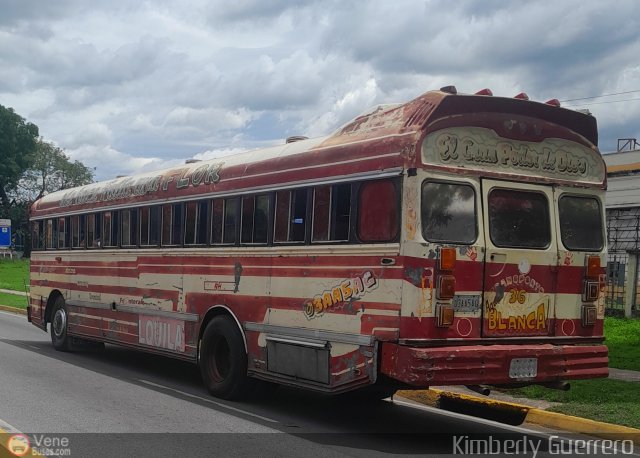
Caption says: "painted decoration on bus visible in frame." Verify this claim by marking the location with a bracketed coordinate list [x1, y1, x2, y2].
[58, 162, 222, 207]
[139, 315, 186, 352]
[484, 273, 549, 335]
[304, 270, 378, 319]
[421, 127, 605, 184]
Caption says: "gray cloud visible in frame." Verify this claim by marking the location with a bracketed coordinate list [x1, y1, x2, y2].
[0, 0, 638, 180]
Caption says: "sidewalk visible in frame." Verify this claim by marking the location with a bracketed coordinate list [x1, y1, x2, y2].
[0, 288, 27, 296]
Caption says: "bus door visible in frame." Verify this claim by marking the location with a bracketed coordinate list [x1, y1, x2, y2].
[481, 179, 558, 338]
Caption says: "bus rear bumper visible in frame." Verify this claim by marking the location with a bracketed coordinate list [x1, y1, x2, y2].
[380, 342, 609, 386]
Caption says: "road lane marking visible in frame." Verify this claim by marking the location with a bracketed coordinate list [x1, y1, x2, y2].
[138, 379, 280, 424]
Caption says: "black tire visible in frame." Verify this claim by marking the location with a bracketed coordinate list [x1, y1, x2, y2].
[50, 296, 72, 351]
[199, 316, 249, 400]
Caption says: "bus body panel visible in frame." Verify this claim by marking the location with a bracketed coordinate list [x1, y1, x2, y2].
[28, 89, 609, 394]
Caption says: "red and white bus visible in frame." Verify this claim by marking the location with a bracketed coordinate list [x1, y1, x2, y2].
[28, 86, 609, 399]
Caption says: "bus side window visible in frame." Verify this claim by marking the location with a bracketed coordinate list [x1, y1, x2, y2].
[274, 189, 307, 243]
[121, 209, 138, 247]
[422, 181, 477, 244]
[32, 221, 45, 250]
[241, 194, 269, 245]
[358, 180, 399, 242]
[211, 199, 223, 244]
[102, 211, 119, 247]
[71, 215, 86, 248]
[223, 198, 239, 245]
[57, 217, 68, 249]
[312, 184, 351, 243]
[46, 219, 57, 249]
[87, 213, 102, 248]
[162, 203, 183, 246]
[140, 206, 160, 247]
[210, 198, 239, 245]
[185, 201, 208, 246]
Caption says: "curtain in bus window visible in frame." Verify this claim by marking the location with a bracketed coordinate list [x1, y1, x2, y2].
[57, 217, 67, 249]
[87, 214, 98, 247]
[211, 200, 224, 244]
[46, 219, 54, 249]
[488, 189, 550, 249]
[162, 204, 172, 246]
[358, 180, 398, 242]
[312, 186, 331, 241]
[103, 211, 118, 247]
[274, 191, 291, 243]
[70, 215, 86, 248]
[122, 211, 131, 246]
[174, 205, 183, 245]
[241, 195, 268, 244]
[122, 209, 138, 246]
[171, 204, 182, 245]
[32, 222, 43, 250]
[185, 201, 208, 245]
[223, 198, 237, 244]
[140, 207, 150, 246]
[275, 190, 307, 243]
[332, 184, 351, 241]
[149, 206, 160, 246]
[558, 196, 603, 251]
[422, 182, 476, 244]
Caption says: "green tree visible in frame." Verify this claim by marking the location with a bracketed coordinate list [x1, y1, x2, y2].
[0, 104, 39, 216]
[18, 139, 95, 201]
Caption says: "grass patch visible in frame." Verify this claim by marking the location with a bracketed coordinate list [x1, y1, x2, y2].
[504, 378, 640, 429]
[0, 258, 29, 292]
[605, 317, 640, 371]
[0, 292, 28, 309]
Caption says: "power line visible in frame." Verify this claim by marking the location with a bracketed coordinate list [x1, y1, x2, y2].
[560, 89, 640, 102]
[564, 97, 640, 107]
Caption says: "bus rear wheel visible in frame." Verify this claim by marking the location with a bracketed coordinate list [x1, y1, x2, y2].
[199, 316, 249, 400]
[50, 296, 72, 351]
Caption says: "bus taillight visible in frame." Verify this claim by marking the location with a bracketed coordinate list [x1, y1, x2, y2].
[436, 303, 455, 327]
[586, 255, 601, 278]
[582, 255, 601, 326]
[438, 247, 456, 271]
[437, 275, 456, 300]
[436, 247, 456, 326]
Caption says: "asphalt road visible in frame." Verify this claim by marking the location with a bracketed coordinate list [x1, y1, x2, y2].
[0, 310, 625, 457]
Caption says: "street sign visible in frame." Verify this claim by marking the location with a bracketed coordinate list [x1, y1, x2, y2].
[0, 219, 11, 248]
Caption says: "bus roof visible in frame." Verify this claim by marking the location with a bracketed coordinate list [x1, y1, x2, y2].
[31, 89, 603, 219]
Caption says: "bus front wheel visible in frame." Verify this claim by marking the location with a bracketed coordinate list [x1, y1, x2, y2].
[50, 297, 72, 351]
[199, 316, 249, 400]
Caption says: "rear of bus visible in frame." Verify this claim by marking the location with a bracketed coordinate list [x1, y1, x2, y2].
[381, 90, 608, 389]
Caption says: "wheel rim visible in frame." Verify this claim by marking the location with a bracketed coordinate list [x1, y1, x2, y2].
[208, 335, 231, 383]
[52, 308, 67, 338]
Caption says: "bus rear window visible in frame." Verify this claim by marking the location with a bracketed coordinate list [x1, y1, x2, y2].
[422, 182, 476, 244]
[488, 189, 550, 249]
[559, 196, 603, 251]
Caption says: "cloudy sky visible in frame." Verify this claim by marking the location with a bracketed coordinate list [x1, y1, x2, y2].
[1, 0, 639, 180]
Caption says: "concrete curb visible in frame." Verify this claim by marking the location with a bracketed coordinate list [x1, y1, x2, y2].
[0, 304, 27, 315]
[397, 388, 640, 442]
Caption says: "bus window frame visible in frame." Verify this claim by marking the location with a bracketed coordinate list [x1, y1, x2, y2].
[487, 187, 551, 250]
[421, 179, 478, 245]
[557, 193, 604, 252]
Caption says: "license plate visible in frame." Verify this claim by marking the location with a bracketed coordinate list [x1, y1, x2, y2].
[509, 358, 538, 379]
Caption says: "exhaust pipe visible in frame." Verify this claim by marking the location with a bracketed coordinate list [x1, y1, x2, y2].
[540, 381, 570, 391]
[466, 385, 491, 396]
